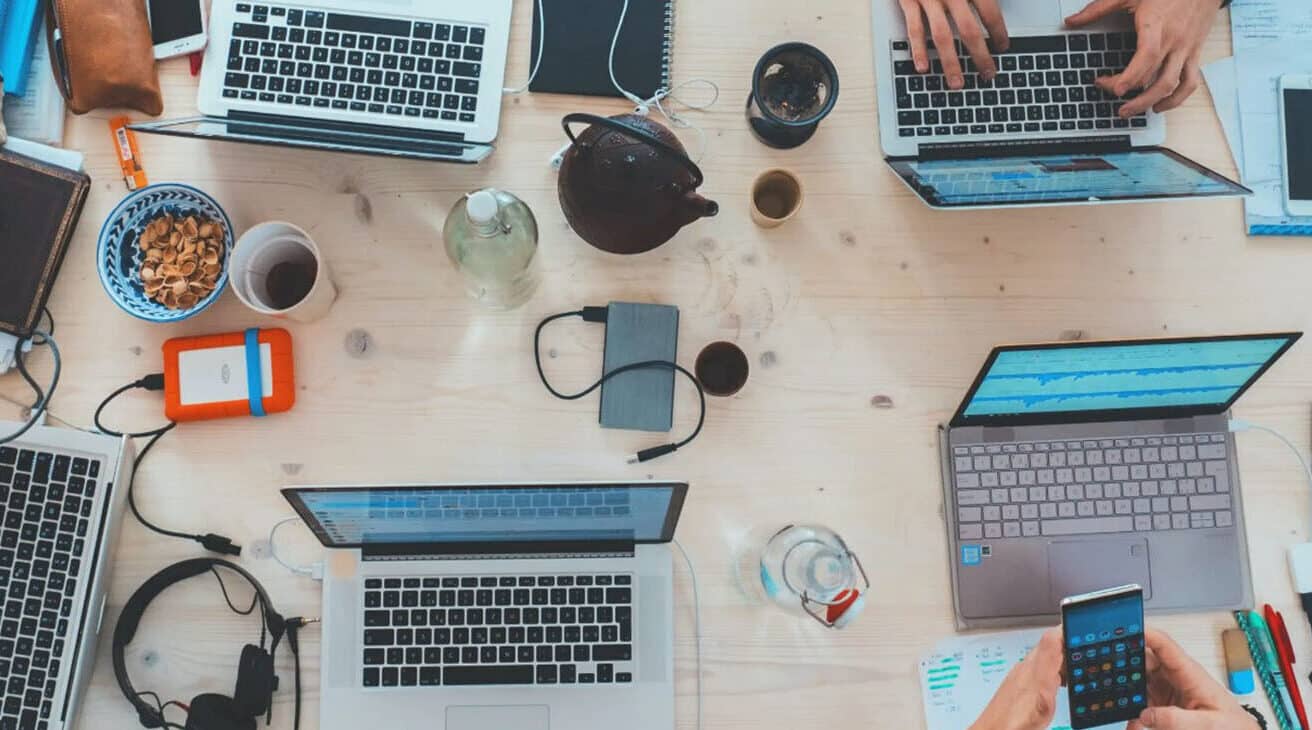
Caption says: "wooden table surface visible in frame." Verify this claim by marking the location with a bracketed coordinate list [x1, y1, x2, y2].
[5, 1, 1312, 728]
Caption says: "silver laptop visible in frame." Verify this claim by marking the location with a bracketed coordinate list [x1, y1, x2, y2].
[938, 333, 1301, 628]
[869, 0, 1250, 208]
[131, 0, 514, 162]
[0, 422, 134, 729]
[282, 481, 687, 730]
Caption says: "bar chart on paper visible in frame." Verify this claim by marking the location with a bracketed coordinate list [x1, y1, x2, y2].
[919, 629, 1072, 730]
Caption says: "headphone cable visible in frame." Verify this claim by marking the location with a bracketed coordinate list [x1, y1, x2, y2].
[95, 376, 241, 555]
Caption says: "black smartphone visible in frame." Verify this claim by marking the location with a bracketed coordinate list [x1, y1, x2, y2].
[1061, 584, 1148, 729]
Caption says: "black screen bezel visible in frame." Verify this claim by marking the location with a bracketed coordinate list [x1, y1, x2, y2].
[949, 332, 1302, 428]
[282, 482, 689, 550]
[1061, 586, 1146, 730]
[1285, 87, 1312, 202]
[147, 0, 204, 44]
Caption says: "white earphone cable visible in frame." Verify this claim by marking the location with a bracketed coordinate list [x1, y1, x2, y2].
[502, 0, 549, 94]
[269, 517, 318, 578]
[671, 538, 703, 730]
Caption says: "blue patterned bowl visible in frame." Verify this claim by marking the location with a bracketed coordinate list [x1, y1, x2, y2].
[96, 183, 234, 322]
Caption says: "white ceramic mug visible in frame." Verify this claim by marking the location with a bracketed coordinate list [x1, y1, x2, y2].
[230, 221, 336, 322]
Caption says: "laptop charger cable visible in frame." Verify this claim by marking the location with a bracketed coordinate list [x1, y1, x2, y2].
[95, 374, 241, 556]
[535, 306, 705, 463]
[0, 324, 60, 446]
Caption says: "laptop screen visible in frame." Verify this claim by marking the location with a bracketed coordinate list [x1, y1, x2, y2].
[283, 483, 687, 549]
[888, 148, 1249, 208]
[951, 334, 1300, 427]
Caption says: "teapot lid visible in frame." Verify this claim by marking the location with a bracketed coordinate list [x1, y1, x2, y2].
[562, 112, 706, 188]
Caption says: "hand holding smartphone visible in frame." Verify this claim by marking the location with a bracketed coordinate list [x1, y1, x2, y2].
[1279, 74, 1312, 218]
[147, 0, 208, 59]
[1062, 585, 1148, 729]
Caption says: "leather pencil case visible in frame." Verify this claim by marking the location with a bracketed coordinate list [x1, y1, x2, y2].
[46, 0, 163, 115]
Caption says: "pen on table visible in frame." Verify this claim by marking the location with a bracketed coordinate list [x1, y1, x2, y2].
[1261, 606, 1309, 730]
[47, 2, 73, 97]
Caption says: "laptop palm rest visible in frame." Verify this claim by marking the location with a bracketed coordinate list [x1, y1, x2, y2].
[1047, 538, 1151, 604]
[447, 705, 549, 730]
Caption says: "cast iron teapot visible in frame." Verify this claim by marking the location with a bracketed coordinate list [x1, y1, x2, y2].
[558, 112, 719, 255]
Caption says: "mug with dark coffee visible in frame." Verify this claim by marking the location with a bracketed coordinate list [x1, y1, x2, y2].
[695, 341, 750, 397]
[230, 221, 336, 322]
[751, 169, 804, 228]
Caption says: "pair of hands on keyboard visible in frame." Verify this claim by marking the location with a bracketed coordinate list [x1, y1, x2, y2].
[896, 0, 1220, 116]
[968, 629, 1259, 730]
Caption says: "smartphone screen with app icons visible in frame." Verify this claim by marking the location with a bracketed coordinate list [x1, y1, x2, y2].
[1061, 585, 1148, 729]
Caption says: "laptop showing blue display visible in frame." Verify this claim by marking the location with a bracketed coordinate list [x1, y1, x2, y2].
[284, 482, 686, 550]
[889, 147, 1249, 208]
[950, 333, 1301, 428]
[940, 333, 1301, 627]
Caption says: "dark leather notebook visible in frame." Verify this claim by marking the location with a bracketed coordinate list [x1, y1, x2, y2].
[0, 148, 90, 338]
[529, 0, 673, 99]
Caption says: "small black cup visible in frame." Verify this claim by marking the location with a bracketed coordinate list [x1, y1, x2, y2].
[746, 42, 840, 149]
[696, 342, 750, 397]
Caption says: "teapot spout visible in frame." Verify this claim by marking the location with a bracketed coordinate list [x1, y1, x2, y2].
[679, 192, 719, 224]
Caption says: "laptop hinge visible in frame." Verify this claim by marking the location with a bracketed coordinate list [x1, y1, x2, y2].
[362, 540, 637, 561]
[918, 135, 1133, 162]
[227, 110, 480, 145]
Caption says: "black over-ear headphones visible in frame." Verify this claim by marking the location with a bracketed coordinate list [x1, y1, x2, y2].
[112, 559, 287, 730]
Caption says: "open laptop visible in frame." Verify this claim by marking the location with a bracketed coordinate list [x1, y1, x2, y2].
[131, 0, 514, 162]
[282, 481, 687, 730]
[937, 333, 1301, 628]
[869, 0, 1250, 208]
[0, 422, 134, 729]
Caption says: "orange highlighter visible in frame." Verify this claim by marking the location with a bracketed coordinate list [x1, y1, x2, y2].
[162, 328, 295, 422]
[1265, 604, 1310, 730]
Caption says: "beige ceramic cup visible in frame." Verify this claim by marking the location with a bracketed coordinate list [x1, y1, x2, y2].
[750, 169, 804, 228]
[230, 221, 337, 322]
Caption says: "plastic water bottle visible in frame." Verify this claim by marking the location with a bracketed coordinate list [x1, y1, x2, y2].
[443, 189, 540, 309]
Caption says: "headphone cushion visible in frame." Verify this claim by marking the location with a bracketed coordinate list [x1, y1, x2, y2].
[185, 694, 256, 730]
[232, 645, 275, 718]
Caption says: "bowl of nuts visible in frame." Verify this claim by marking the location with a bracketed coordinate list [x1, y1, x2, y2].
[97, 183, 234, 322]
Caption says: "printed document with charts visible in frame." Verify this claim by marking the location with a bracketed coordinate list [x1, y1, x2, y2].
[919, 629, 1073, 730]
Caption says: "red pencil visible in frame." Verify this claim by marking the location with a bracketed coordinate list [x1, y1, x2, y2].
[1265, 604, 1310, 730]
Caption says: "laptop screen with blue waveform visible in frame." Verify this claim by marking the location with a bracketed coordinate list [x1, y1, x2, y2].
[957, 335, 1299, 423]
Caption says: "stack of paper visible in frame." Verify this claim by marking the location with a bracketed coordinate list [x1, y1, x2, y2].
[1203, 0, 1312, 235]
[918, 629, 1071, 730]
[1, 26, 66, 146]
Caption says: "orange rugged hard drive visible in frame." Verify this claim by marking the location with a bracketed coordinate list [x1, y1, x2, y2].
[162, 328, 295, 422]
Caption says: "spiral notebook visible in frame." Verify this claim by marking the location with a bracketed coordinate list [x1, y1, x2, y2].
[528, 0, 673, 99]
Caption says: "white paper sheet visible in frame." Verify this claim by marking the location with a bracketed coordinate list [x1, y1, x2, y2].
[1235, 43, 1312, 233]
[919, 629, 1072, 730]
[1, 25, 65, 147]
[1230, 0, 1312, 52]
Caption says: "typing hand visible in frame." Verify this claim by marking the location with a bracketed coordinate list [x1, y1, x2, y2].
[1128, 630, 1259, 730]
[1064, 0, 1220, 116]
[896, 0, 1010, 89]
[969, 628, 1064, 730]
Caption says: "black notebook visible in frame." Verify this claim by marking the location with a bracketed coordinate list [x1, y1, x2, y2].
[0, 148, 89, 339]
[529, 0, 673, 99]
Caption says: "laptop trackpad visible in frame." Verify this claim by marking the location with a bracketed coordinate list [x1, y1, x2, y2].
[447, 705, 548, 730]
[997, 0, 1063, 28]
[1047, 538, 1152, 603]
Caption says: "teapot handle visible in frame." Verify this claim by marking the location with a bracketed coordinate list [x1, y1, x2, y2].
[561, 113, 705, 188]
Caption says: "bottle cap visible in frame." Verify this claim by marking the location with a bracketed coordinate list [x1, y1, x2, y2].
[466, 190, 500, 225]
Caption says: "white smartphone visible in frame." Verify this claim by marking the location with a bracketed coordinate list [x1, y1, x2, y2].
[1278, 74, 1312, 217]
[146, 0, 208, 60]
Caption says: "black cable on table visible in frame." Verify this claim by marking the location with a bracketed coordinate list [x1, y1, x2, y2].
[533, 308, 706, 462]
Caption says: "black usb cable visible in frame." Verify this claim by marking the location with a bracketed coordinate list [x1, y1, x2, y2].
[534, 307, 706, 463]
[95, 375, 241, 555]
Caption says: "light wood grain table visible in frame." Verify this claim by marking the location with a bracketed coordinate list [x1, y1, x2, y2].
[5, 2, 1312, 728]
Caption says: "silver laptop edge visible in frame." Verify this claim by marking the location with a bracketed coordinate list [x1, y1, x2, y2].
[286, 482, 683, 730]
[1, 422, 134, 730]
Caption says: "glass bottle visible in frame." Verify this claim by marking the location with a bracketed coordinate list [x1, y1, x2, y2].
[443, 189, 540, 309]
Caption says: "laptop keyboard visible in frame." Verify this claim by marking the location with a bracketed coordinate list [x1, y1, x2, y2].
[890, 33, 1149, 139]
[0, 446, 101, 730]
[361, 574, 635, 688]
[952, 434, 1234, 540]
[223, 3, 486, 123]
